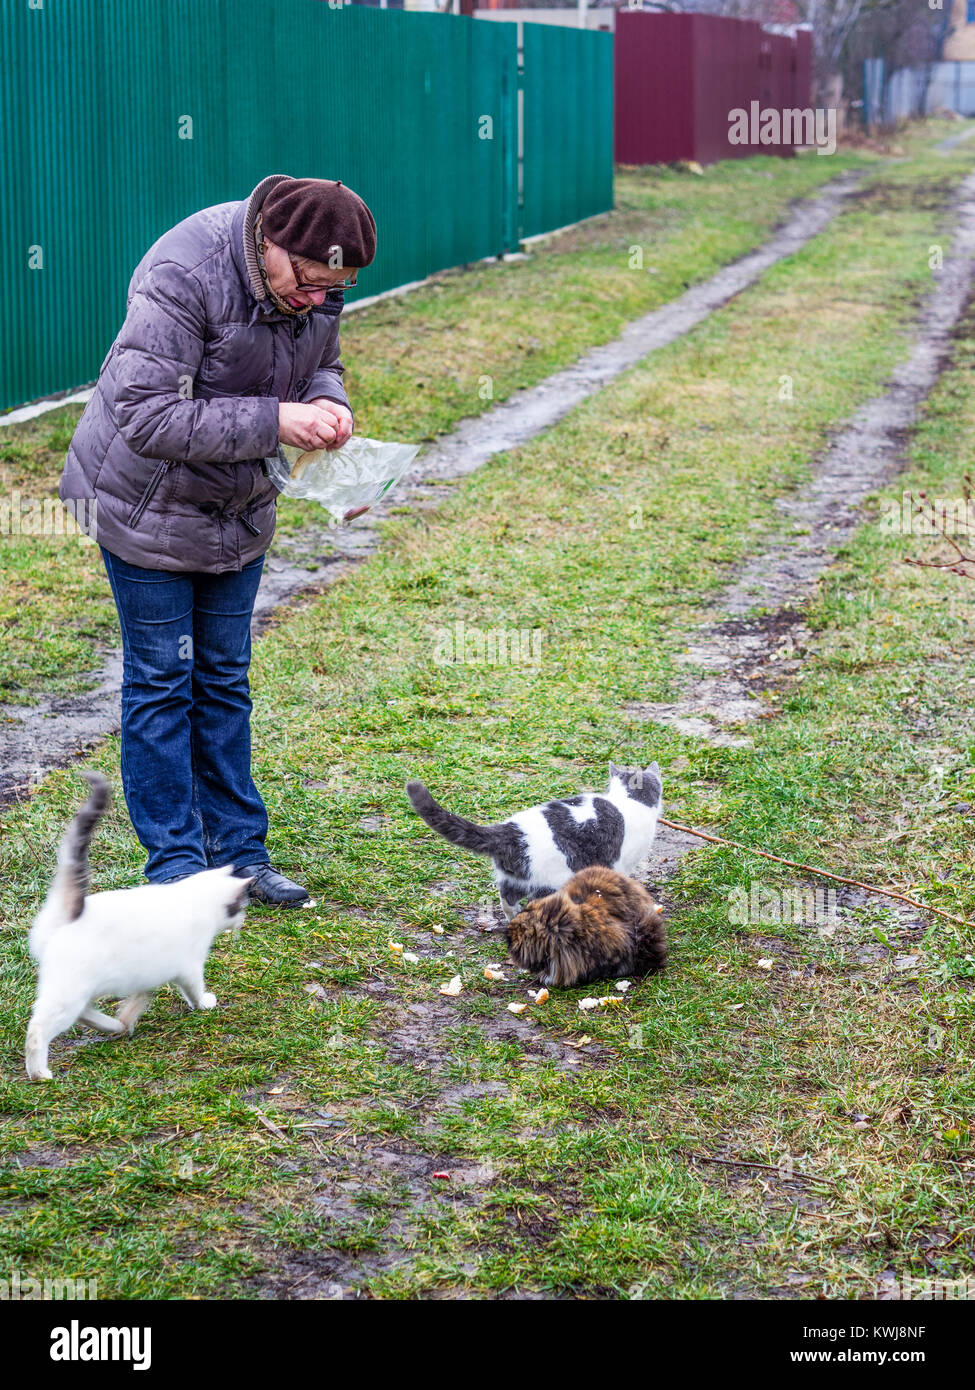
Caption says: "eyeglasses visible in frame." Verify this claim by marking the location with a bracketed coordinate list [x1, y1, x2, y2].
[287, 252, 357, 292]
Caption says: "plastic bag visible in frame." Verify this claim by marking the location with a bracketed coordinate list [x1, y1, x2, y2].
[266, 436, 420, 524]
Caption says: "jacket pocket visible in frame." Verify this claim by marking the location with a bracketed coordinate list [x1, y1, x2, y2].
[128, 459, 172, 528]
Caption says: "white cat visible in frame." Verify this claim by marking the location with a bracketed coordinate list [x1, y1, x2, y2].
[25, 771, 252, 1082]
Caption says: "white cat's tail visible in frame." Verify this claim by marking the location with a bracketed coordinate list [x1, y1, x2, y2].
[30, 771, 111, 957]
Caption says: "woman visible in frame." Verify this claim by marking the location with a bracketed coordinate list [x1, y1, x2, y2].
[59, 176, 377, 905]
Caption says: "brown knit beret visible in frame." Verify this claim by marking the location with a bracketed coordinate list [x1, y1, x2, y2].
[261, 177, 377, 269]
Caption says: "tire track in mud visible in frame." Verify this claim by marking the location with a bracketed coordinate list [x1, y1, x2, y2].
[936, 121, 975, 154]
[626, 170, 975, 755]
[0, 175, 864, 807]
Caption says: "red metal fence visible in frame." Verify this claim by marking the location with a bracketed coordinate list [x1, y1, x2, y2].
[614, 13, 813, 166]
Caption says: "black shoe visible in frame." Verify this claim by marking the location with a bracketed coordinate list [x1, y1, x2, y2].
[234, 862, 310, 907]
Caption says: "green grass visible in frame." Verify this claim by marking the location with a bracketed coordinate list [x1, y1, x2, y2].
[0, 126, 973, 1299]
[0, 142, 890, 702]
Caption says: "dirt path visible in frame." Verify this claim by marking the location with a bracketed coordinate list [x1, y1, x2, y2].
[7, 163, 973, 1300]
[627, 170, 975, 749]
[936, 121, 975, 153]
[0, 175, 864, 807]
[242, 176, 975, 1298]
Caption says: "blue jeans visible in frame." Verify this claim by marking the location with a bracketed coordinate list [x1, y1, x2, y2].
[100, 547, 270, 882]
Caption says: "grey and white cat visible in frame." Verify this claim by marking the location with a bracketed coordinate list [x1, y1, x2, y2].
[405, 762, 663, 919]
[25, 771, 252, 1082]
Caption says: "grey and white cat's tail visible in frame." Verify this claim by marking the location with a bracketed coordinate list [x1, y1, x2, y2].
[405, 780, 502, 855]
[31, 771, 110, 952]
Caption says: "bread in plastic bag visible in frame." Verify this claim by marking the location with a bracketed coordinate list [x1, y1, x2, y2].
[265, 436, 420, 523]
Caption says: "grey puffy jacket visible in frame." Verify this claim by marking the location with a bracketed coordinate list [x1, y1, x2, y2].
[60, 174, 351, 573]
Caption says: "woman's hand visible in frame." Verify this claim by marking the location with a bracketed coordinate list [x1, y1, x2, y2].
[283, 398, 364, 520]
[278, 402, 338, 451]
[307, 398, 353, 450]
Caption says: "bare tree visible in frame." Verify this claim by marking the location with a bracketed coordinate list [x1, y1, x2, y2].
[841, 0, 951, 119]
[626, 0, 949, 108]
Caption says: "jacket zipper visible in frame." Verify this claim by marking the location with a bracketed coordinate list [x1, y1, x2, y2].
[129, 460, 171, 527]
[285, 313, 307, 400]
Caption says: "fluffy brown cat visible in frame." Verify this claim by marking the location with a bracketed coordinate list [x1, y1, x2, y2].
[505, 865, 667, 989]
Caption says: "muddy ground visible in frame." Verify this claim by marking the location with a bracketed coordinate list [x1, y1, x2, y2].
[5, 166, 975, 1298]
[239, 173, 975, 1297]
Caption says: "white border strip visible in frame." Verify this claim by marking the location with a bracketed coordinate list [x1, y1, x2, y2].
[0, 388, 94, 428]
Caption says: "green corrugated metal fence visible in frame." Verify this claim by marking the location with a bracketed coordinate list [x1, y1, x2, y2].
[0, 1, 612, 411]
[521, 24, 614, 241]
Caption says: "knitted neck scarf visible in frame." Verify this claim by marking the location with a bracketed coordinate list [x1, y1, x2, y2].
[254, 212, 311, 317]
